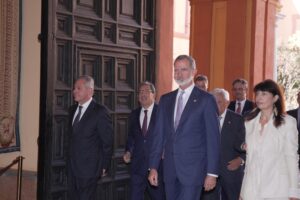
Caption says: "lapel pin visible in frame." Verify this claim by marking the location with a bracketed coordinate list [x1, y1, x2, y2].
[193, 99, 197, 102]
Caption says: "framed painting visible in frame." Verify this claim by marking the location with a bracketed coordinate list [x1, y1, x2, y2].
[0, 0, 21, 153]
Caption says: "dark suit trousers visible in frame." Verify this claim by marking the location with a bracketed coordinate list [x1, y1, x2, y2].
[130, 173, 165, 200]
[200, 176, 241, 200]
[68, 169, 98, 200]
[165, 178, 202, 200]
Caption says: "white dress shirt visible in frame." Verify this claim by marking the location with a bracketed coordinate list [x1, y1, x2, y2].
[139, 103, 155, 129]
[72, 97, 93, 124]
[235, 99, 246, 113]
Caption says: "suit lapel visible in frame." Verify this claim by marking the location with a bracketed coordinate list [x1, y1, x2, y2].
[146, 105, 157, 136]
[78, 100, 95, 125]
[221, 111, 231, 134]
[168, 90, 178, 131]
[137, 107, 143, 132]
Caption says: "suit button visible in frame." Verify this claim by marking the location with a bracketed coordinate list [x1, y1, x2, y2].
[144, 140, 146, 143]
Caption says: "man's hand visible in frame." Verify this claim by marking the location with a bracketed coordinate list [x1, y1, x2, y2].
[123, 151, 131, 163]
[148, 169, 158, 186]
[203, 175, 217, 191]
[227, 157, 243, 171]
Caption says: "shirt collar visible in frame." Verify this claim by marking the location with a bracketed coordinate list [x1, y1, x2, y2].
[220, 109, 227, 118]
[178, 83, 195, 95]
[142, 102, 154, 112]
[79, 97, 93, 109]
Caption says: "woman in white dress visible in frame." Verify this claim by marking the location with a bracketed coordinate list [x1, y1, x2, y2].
[240, 79, 299, 200]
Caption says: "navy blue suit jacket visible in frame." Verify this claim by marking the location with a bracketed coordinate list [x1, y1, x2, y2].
[149, 87, 220, 186]
[220, 110, 245, 181]
[68, 100, 113, 178]
[125, 104, 159, 176]
[228, 99, 254, 116]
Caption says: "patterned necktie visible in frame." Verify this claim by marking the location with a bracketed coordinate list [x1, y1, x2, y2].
[142, 110, 148, 136]
[236, 102, 242, 114]
[73, 106, 83, 126]
[174, 90, 185, 130]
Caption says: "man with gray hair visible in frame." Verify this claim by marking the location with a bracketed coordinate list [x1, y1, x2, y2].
[67, 75, 113, 200]
[201, 88, 246, 200]
[148, 55, 220, 200]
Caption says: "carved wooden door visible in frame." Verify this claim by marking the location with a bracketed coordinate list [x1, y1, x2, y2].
[38, 0, 156, 199]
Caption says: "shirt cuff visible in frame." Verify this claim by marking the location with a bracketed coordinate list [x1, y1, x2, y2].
[207, 173, 218, 178]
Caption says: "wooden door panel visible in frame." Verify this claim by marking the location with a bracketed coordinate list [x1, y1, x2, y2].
[40, 0, 155, 199]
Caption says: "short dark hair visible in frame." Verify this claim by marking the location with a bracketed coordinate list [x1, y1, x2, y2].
[232, 78, 248, 88]
[174, 55, 196, 70]
[245, 79, 285, 128]
[138, 81, 156, 93]
[195, 74, 208, 83]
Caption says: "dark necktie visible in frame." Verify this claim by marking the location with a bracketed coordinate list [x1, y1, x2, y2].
[142, 110, 148, 136]
[174, 90, 185, 130]
[236, 102, 242, 114]
[73, 106, 83, 126]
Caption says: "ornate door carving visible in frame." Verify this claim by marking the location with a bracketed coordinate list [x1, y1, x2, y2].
[38, 0, 156, 199]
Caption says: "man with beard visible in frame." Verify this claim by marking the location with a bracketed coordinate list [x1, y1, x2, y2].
[0, 116, 15, 148]
[148, 55, 220, 200]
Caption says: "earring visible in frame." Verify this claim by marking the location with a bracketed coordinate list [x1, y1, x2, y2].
[273, 105, 278, 117]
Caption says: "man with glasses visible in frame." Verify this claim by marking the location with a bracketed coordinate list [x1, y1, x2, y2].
[123, 81, 165, 200]
[228, 78, 255, 116]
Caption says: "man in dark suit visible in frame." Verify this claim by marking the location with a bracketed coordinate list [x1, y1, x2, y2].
[228, 78, 255, 116]
[67, 75, 113, 200]
[123, 81, 165, 200]
[148, 55, 220, 200]
[287, 91, 300, 168]
[201, 88, 246, 200]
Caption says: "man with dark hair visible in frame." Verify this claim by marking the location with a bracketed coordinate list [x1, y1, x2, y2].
[228, 78, 255, 116]
[67, 75, 113, 200]
[195, 74, 208, 91]
[123, 81, 165, 200]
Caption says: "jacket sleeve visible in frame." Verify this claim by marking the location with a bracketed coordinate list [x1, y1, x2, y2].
[98, 106, 114, 171]
[284, 117, 299, 198]
[125, 111, 136, 153]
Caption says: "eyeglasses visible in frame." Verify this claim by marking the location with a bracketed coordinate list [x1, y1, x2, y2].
[232, 88, 246, 92]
